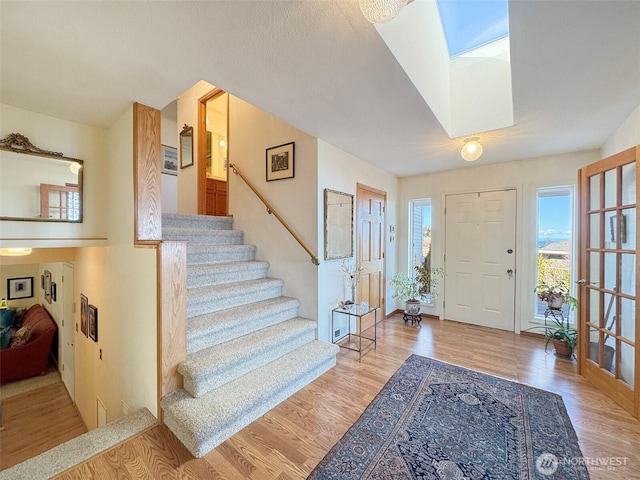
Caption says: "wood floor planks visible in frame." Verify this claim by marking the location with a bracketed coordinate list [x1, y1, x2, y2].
[17, 315, 640, 479]
[0, 381, 87, 470]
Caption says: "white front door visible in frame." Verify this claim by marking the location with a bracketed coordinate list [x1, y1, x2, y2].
[62, 263, 75, 401]
[444, 190, 516, 330]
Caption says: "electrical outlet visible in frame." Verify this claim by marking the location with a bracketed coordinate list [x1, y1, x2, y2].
[334, 329, 341, 337]
[122, 400, 130, 416]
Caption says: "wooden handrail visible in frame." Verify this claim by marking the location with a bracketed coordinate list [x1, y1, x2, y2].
[230, 163, 320, 266]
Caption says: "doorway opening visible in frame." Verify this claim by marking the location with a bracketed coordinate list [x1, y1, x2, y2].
[198, 89, 228, 216]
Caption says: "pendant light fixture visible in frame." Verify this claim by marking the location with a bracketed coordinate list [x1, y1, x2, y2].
[359, 0, 408, 24]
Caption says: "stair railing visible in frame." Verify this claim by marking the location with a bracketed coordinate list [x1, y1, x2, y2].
[230, 163, 320, 266]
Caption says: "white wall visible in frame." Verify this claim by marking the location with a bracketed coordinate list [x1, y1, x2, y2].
[229, 96, 319, 322]
[602, 103, 640, 157]
[0, 104, 108, 247]
[161, 114, 178, 213]
[397, 149, 600, 333]
[317, 141, 399, 341]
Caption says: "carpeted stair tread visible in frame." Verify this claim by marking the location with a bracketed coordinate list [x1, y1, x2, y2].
[187, 296, 300, 354]
[162, 213, 233, 230]
[0, 408, 157, 480]
[163, 227, 244, 245]
[187, 244, 257, 265]
[187, 260, 270, 288]
[187, 277, 284, 317]
[161, 340, 340, 458]
[180, 317, 317, 397]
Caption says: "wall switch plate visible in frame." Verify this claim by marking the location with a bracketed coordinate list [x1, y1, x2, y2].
[122, 400, 130, 416]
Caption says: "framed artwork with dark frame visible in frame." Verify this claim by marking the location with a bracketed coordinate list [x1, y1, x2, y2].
[44, 270, 52, 304]
[88, 304, 98, 342]
[80, 294, 88, 337]
[180, 124, 194, 169]
[7, 277, 34, 300]
[161, 144, 178, 175]
[266, 142, 295, 181]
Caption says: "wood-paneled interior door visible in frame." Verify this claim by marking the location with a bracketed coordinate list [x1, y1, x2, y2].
[356, 184, 386, 329]
[578, 145, 638, 419]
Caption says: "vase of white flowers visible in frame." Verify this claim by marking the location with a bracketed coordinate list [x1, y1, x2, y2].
[340, 259, 365, 303]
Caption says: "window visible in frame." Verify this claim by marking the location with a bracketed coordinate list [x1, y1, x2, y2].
[410, 199, 434, 304]
[536, 187, 575, 318]
[40, 183, 80, 221]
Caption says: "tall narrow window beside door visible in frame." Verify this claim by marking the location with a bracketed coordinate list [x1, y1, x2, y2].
[410, 199, 434, 304]
[536, 187, 575, 318]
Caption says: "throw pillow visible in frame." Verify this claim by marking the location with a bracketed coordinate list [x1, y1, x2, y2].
[0, 309, 16, 328]
[10, 325, 32, 348]
[0, 325, 11, 349]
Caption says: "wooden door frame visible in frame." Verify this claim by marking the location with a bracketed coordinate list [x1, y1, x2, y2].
[356, 183, 387, 317]
[577, 145, 639, 419]
[197, 88, 227, 215]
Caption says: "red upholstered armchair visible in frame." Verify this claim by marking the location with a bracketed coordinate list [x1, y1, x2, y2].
[0, 304, 57, 383]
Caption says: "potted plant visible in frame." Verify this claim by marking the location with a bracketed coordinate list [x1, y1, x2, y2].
[543, 312, 578, 358]
[534, 281, 577, 310]
[390, 265, 445, 314]
[533, 282, 578, 357]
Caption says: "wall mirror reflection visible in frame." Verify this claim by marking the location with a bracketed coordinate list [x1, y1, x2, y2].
[180, 124, 194, 169]
[324, 188, 354, 260]
[0, 133, 83, 222]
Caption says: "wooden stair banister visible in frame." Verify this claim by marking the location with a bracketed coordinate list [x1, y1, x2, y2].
[230, 163, 320, 266]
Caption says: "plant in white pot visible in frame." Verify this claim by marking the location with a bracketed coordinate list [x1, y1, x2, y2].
[390, 266, 445, 314]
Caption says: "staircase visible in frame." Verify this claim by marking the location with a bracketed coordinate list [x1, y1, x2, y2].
[160, 213, 339, 458]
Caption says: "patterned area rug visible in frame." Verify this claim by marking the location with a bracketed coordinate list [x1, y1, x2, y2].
[309, 355, 589, 479]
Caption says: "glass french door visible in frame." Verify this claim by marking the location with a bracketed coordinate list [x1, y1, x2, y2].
[578, 146, 638, 419]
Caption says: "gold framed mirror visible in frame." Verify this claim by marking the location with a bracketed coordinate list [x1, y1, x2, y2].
[0, 133, 83, 222]
[324, 188, 354, 260]
[180, 124, 194, 169]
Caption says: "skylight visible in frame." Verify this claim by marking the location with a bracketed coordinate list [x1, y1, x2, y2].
[436, 0, 509, 57]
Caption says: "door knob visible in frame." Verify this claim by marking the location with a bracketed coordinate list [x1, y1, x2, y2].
[507, 269, 513, 279]
[576, 279, 586, 285]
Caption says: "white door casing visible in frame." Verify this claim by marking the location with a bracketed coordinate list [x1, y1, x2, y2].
[62, 263, 75, 401]
[444, 190, 516, 330]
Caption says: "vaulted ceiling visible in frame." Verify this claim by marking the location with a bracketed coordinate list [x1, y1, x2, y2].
[1, 1, 638, 177]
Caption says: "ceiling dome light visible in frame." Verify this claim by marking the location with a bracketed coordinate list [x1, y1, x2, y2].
[69, 162, 81, 175]
[359, 0, 408, 24]
[0, 247, 33, 256]
[461, 137, 483, 162]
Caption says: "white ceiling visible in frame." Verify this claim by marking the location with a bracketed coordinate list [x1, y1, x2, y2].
[1, 1, 638, 177]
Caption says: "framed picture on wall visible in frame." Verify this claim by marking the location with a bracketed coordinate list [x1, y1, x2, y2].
[80, 294, 88, 337]
[7, 277, 34, 300]
[266, 142, 294, 181]
[161, 144, 178, 175]
[44, 270, 52, 304]
[88, 304, 98, 342]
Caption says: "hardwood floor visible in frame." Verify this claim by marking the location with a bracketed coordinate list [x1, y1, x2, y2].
[55, 315, 640, 479]
[0, 381, 87, 470]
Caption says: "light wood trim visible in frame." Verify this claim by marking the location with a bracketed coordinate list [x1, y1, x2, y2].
[157, 241, 187, 422]
[230, 163, 319, 265]
[198, 88, 225, 215]
[133, 102, 162, 245]
[578, 145, 639, 419]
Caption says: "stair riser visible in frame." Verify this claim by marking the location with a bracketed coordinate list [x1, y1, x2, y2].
[187, 247, 257, 265]
[187, 284, 283, 317]
[163, 231, 244, 245]
[183, 329, 317, 397]
[187, 303, 300, 354]
[169, 355, 338, 458]
[162, 215, 233, 230]
[186, 265, 269, 289]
